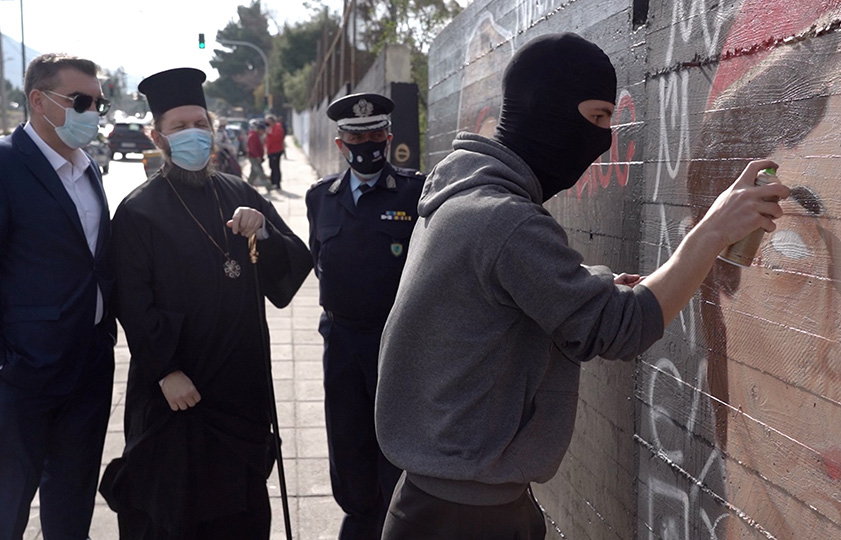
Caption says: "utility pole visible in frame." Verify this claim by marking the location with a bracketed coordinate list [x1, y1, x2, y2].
[18, 0, 24, 122]
[0, 26, 7, 133]
[0, 0, 24, 127]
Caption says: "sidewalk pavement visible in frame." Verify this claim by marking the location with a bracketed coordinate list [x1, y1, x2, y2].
[24, 137, 345, 539]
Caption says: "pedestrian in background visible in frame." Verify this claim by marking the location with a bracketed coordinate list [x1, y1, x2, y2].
[265, 113, 285, 190]
[306, 92, 425, 540]
[214, 117, 238, 158]
[99, 67, 312, 539]
[375, 33, 790, 539]
[246, 120, 267, 186]
[0, 53, 116, 539]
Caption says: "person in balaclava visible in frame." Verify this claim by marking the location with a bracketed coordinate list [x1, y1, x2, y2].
[375, 33, 789, 538]
[494, 32, 616, 201]
[305, 93, 426, 540]
[99, 67, 312, 539]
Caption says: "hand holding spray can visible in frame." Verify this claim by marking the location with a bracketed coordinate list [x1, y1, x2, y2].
[717, 168, 783, 267]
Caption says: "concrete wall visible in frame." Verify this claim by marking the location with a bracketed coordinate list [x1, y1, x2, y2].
[427, 0, 841, 538]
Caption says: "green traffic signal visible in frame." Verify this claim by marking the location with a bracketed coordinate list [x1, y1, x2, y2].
[199, 33, 206, 49]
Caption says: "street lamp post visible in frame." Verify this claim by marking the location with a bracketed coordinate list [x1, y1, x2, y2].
[1, 26, 7, 133]
[217, 38, 270, 114]
[19, 0, 24, 122]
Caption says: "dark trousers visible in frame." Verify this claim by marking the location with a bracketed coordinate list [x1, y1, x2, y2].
[268, 152, 283, 187]
[319, 313, 402, 540]
[382, 474, 547, 540]
[0, 327, 114, 540]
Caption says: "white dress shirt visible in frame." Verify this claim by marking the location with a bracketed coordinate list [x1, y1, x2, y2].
[24, 123, 104, 324]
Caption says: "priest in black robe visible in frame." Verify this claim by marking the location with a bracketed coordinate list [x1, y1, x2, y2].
[99, 67, 312, 539]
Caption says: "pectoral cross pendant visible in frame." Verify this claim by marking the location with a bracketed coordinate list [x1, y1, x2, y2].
[224, 257, 242, 279]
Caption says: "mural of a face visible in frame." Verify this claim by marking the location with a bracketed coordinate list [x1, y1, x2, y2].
[721, 88, 841, 535]
[692, 6, 841, 535]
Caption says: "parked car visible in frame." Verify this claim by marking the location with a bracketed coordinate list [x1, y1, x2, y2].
[108, 121, 155, 159]
[85, 133, 111, 175]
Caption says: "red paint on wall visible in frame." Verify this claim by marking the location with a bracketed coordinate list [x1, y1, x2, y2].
[821, 447, 841, 481]
[708, 0, 841, 105]
[571, 91, 637, 199]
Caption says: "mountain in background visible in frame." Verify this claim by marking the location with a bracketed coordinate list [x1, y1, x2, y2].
[2, 33, 40, 90]
[1, 34, 142, 94]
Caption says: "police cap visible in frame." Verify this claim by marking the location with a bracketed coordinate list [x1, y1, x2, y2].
[327, 93, 394, 132]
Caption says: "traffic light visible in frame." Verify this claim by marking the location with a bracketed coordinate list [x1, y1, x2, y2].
[198, 33, 205, 49]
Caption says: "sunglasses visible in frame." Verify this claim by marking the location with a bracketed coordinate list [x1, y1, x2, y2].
[44, 90, 111, 116]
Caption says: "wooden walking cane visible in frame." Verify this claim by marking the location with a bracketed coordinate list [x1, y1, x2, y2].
[249, 235, 294, 540]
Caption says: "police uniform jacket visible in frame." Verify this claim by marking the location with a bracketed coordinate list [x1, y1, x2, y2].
[306, 162, 425, 327]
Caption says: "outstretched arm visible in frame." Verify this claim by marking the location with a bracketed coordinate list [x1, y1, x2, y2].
[643, 159, 790, 326]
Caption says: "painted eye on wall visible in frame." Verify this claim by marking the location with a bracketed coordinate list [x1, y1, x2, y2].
[769, 229, 811, 260]
[759, 185, 828, 272]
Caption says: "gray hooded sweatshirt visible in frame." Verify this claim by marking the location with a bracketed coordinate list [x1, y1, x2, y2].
[375, 132, 663, 505]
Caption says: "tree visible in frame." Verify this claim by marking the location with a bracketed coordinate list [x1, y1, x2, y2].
[271, 9, 342, 113]
[262, 0, 463, 122]
[206, 0, 273, 113]
[2, 79, 24, 108]
[353, 0, 461, 106]
[282, 64, 314, 112]
[353, 0, 463, 55]
[347, 0, 462, 168]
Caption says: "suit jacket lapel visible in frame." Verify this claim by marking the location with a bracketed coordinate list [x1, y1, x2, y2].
[13, 127, 87, 242]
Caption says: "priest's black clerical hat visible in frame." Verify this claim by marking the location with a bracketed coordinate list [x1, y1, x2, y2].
[138, 68, 207, 118]
[327, 92, 393, 132]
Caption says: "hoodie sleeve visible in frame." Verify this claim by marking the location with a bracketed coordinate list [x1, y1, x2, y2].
[492, 212, 663, 363]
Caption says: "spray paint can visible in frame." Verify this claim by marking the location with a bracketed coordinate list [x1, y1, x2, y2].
[717, 169, 782, 267]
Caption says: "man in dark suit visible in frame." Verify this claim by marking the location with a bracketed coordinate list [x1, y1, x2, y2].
[0, 53, 116, 540]
[305, 92, 425, 540]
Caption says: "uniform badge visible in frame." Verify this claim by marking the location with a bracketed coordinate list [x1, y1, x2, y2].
[390, 243, 404, 257]
[381, 211, 412, 221]
[353, 99, 374, 118]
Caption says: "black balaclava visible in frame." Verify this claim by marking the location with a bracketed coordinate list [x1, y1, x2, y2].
[494, 33, 617, 201]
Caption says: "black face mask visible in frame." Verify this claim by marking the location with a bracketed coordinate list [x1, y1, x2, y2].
[343, 140, 389, 176]
[494, 33, 617, 202]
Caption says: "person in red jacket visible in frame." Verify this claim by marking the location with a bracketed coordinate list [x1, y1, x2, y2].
[246, 121, 267, 186]
[265, 114, 285, 190]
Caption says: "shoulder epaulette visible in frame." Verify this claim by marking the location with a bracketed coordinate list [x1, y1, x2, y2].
[391, 166, 427, 181]
[328, 176, 343, 194]
[309, 172, 343, 191]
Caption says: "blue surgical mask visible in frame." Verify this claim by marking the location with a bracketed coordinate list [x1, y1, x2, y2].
[43, 93, 100, 149]
[163, 128, 213, 171]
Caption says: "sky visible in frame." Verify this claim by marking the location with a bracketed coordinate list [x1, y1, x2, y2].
[0, 0, 344, 91]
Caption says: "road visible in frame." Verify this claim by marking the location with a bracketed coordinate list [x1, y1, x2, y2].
[101, 157, 148, 214]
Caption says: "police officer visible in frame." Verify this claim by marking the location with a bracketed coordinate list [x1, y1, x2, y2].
[305, 93, 425, 540]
